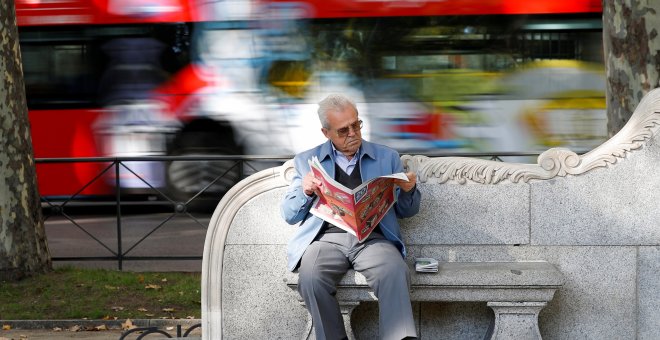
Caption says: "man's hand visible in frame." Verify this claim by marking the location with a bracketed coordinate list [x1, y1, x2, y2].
[394, 171, 417, 192]
[303, 172, 322, 196]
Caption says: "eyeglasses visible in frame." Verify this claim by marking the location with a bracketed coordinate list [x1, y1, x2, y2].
[334, 120, 363, 137]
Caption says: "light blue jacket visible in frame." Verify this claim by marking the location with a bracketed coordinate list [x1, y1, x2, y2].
[280, 139, 421, 271]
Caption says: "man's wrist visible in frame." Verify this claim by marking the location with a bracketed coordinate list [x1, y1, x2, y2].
[402, 184, 417, 193]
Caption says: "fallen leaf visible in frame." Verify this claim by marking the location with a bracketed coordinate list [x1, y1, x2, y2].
[53, 327, 63, 331]
[69, 325, 81, 332]
[95, 325, 108, 331]
[162, 308, 175, 313]
[145, 284, 162, 290]
[122, 319, 136, 331]
[145, 313, 155, 317]
[111, 306, 125, 312]
[137, 274, 145, 284]
[166, 326, 174, 331]
[1, 325, 10, 330]
[137, 307, 148, 312]
[104, 285, 120, 290]
[102, 315, 112, 320]
[161, 278, 168, 283]
[186, 316, 196, 319]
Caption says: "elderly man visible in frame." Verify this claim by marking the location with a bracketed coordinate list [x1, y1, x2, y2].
[280, 94, 421, 340]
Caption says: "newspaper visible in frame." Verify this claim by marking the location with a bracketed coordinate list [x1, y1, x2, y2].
[308, 156, 409, 242]
[415, 258, 439, 273]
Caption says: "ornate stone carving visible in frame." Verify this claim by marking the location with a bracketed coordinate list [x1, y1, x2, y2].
[280, 159, 297, 183]
[402, 88, 660, 184]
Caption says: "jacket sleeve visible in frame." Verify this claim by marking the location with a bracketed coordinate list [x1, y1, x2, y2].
[394, 185, 421, 218]
[280, 155, 315, 225]
[391, 150, 421, 218]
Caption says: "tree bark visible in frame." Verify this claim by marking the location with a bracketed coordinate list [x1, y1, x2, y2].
[0, 0, 51, 281]
[603, 0, 660, 136]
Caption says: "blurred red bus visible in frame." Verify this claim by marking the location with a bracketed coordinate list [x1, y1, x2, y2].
[16, 0, 604, 200]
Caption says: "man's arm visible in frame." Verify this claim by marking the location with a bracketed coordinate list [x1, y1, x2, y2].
[391, 155, 421, 218]
[280, 156, 316, 225]
[394, 183, 421, 218]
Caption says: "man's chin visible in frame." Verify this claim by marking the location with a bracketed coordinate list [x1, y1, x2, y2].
[343, 145, 361, 157]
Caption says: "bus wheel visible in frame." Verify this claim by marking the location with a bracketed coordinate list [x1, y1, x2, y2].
[165, 121, 242, 212]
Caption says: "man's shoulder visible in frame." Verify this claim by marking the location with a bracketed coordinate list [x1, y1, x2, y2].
[362, 140, 399, 159]
[292, 142, 329, 167]
[294, 143, 325, 159]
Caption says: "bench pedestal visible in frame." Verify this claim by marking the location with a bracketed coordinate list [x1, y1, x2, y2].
[487, 302, 546, 340]
[340, 301, 360, 340]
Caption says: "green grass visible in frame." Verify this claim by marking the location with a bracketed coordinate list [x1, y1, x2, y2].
[0, 267, 201, 320]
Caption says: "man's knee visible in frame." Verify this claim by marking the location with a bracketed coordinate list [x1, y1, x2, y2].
[370, 260, 410, 293]
[298, 266, 337, 297]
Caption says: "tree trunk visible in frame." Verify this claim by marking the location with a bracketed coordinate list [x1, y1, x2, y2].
[0, 0, 51, 281]
[603, 0, 660, 136]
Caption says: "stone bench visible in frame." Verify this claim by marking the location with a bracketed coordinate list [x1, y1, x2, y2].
[284, 261, 564, 339]
[201, 89, 660, 339]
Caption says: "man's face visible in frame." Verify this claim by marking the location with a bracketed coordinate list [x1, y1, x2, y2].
[322, 107, 362, 158]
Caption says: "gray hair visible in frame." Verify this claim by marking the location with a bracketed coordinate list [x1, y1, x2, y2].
[317, 94, 358, 129]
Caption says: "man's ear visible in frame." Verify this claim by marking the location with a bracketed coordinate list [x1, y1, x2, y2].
[321, 128, 330, 139]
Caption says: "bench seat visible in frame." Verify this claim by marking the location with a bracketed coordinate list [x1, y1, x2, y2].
[284, 261, 564, 340]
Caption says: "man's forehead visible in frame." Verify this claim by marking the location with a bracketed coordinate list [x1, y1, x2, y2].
[328, 107, 358, 120]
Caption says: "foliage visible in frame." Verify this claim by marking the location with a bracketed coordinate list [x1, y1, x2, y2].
[0, 267, 200, 320]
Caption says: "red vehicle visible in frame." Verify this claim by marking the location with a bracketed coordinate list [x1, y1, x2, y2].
[16, 0, 603, 200]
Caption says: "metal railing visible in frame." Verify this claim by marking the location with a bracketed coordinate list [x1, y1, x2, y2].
[37, 152, 542, 270]
[38, 155, 290, 270]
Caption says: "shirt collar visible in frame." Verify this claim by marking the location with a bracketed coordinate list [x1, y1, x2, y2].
[332, 143, 359, 168]
[318, 139, 376, 162]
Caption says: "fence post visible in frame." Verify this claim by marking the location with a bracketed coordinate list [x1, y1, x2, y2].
[115, 160, 123, 270]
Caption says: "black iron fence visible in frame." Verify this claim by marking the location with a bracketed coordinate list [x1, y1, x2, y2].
[37, 152, 541, 270]
[38, 155, 290, 270]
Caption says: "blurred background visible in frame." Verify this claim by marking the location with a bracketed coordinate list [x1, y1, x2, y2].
[16, 0, 605, 202]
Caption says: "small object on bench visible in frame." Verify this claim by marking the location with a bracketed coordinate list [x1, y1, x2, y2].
[284, 261, 564, 340]
[415, 257, 439, 273]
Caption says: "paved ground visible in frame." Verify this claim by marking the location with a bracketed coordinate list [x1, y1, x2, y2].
[1, 327, 201, 340]
[45, 212, 209, 272]
[1, 328, 126, 339]
[1, 320, 201, 340]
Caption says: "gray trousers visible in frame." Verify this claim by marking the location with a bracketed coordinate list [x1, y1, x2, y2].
[297, 232, 417, 340]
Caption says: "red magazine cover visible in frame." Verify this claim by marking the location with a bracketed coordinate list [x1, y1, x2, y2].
[308, 156, 408, 242]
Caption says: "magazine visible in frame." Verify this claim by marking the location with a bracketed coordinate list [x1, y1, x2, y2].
[308, 156, 409, 242]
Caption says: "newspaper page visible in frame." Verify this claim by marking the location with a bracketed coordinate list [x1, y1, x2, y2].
[308, 156, 408, 242]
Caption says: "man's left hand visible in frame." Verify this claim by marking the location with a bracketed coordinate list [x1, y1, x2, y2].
[395, 172, 417, 192]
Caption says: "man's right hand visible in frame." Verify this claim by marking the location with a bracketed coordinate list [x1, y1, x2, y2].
[303, 172, 322, 196]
